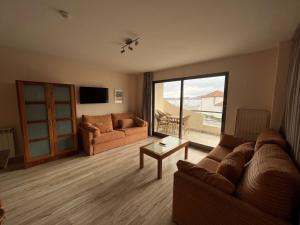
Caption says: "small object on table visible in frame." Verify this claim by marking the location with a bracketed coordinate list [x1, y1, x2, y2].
[140, 136, 189, 179]
[159, 142, 166, 146]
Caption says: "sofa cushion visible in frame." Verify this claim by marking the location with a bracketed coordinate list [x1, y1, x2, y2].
[216, 151, 246, 184]
[255, 128, 286, 151]
[177, 160, 235, 194]
[207, 145, 232, 162]
[92, 130, 125, 145]
[119, 118, 135, 129]
[237, 144, 300, 222]
[119, 126, 147, 136]
[111, 113, 134, 129]
[82, 114, 113, 133]
[197, 157, 220, 173]
[134, 117, 147, 127]
[233, 142, 255, 162]
[219, 134, 247, 149]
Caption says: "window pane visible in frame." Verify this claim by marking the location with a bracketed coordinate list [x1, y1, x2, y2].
[54, 86, 70, 101]
[182, 76, 225, 147]
[29, 140, 50, 157]
[58, 136, 74, 152]
[55, 104, 71, 119]
[28, 123, 49, 140]
[26, 104, 47, 121]
[24, 84, 45, 102]
[56, 120, 72, 135]
[154, 81, 181, 137]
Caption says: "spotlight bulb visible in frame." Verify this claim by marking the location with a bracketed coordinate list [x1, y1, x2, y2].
[128, 46, 133, 51]
[135, 40, 139, 46]
[121, 49, 125, 53]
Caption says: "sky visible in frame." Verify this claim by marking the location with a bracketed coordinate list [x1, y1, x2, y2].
[162, 76, 225, 98]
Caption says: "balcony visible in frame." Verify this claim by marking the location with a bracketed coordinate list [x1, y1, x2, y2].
[154, 100, 222, 147]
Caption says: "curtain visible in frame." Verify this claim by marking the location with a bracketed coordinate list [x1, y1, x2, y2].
[281, 25, 300, 169]
[142, 72, 153, 135]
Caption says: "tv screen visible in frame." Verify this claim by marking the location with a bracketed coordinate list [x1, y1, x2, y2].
[79, 87, 108, 104]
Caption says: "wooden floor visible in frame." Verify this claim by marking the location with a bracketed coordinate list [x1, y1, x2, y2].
[0, 137, 207, 225]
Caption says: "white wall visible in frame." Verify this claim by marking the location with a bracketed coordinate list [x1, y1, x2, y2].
[0, 47, 135, 156]
[133, 49, 283, 135]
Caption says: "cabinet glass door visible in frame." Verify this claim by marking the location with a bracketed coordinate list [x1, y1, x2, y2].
[24, 84, 52, 158]
[53, 85, 75, 153]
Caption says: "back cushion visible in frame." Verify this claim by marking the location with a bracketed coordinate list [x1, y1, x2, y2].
[82, 114, 113, 133]
[233, 142, 255, 162]
[255, 128, 286, 151]
[217, 151, 246, 184]
[111, 113, 134, 129]
[237, 144, 300, 222]
[119, 118, 135, 129]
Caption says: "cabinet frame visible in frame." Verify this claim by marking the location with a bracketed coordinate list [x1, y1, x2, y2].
[16, 80, 78, 167]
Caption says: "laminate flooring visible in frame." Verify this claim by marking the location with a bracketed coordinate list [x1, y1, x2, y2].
[0, 137, 207, 225]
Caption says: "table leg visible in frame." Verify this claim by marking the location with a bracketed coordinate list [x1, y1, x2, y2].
[184, 145, 188, 159]
[140, 151, 144, 169]
[157, 159, 162, 179]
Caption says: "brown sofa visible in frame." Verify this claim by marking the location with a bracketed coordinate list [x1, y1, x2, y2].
[173, 129, 300, 225]
[79, 113, 148, 155]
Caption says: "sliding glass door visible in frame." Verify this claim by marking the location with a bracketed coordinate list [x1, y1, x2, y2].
[152, 73, 228, 148]
[153, 81, 181, 136]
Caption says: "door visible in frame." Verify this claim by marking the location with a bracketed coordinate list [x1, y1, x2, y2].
[181, 76, 226, 147]
[152, 73, 228, 148]
[52, 84, 77, 154]
[153, 81, 181, 137]
[18, 82, 55, 163]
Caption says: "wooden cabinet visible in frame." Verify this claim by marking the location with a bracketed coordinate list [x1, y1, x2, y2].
[16, 81, 77, 167]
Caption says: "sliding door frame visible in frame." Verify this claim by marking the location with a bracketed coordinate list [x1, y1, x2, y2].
[152, 72, 229, 150]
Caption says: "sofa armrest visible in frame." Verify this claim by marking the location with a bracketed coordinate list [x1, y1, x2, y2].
[173, 171, 291, 225]
[134, 117, 148, 127]
[219, 133, 248, 149]
[79, 127, 94, 156]
[177, 160, 235, 194]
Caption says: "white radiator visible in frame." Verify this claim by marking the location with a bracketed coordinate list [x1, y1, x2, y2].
[0, 127, 16, 158]
[234, 108, 270, 141]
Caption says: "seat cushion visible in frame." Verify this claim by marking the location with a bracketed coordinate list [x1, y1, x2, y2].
[119, 127, 147, 136]
[255, 128, 286, 151]
[92, 130, 125, 145]
[237, 144, 300, 222]
[82, 114, 113, 133]
[177, 160, 235, 194]
[197, 158, 220, 173]
[233, 142, 255, 162]
[111, 113, 134, 129]
[207, 145, 232, 162]
[216, 151, 246, 184]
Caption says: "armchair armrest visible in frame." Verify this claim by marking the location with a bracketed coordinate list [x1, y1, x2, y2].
[79, 127, 94, 156]
[134, 117, 148, 127]
[173, 171, 290, 225]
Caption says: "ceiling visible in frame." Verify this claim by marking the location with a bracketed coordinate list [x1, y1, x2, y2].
[1, 0, 300, 74]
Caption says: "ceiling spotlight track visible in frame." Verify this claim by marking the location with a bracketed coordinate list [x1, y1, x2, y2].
[120, 37, 140, 54]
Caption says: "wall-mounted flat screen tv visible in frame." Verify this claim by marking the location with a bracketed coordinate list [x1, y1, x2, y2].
[79, 87, 109, 104]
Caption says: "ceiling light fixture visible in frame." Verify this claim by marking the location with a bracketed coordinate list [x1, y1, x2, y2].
[58, 9, 71, 19]
[120, 37, 140, 54]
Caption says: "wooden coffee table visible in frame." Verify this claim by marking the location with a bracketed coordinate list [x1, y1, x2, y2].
[140, 136, 189, 179]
